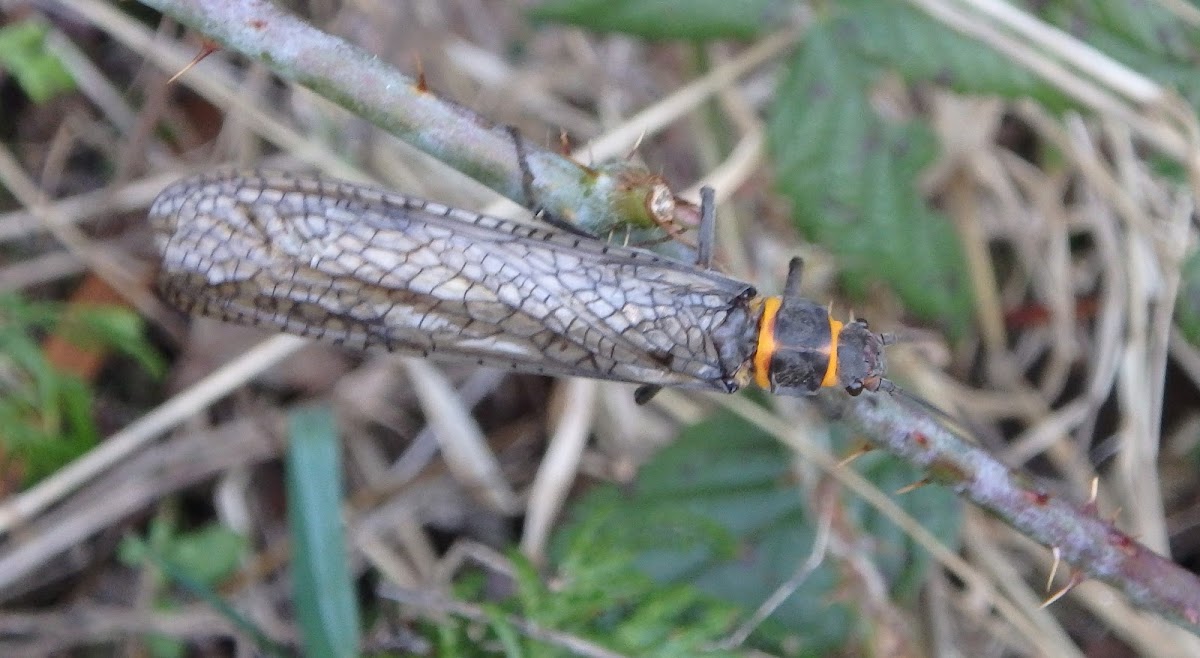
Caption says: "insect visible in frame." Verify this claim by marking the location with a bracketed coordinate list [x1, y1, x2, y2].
[149, 171, 895, 402]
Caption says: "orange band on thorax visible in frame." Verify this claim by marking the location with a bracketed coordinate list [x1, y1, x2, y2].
[820, 318, 844, 388]
[752, 297, 782, 389]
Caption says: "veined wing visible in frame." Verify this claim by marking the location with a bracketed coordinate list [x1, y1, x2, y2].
[150, 171, 758, 391]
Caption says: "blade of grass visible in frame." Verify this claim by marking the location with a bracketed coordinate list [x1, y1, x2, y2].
[286, 403, 360, 658]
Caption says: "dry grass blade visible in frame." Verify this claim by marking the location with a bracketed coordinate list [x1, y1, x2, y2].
[4, 0, 1200, 654]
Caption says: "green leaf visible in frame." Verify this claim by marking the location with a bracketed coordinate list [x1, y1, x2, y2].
[117, 515, 246, 586]
[433, 515, 739, 656]
[0, 294, 162, 485]
[0, 20, 75, 103]
[848, 451, 963, 597]
[1038, 0, 1200, 111]
[287, 404, 360, 658]
[529, 0, 788, 40]
[58, 306, 166, 378]
[116, 517, 248, 658]
[553, 410, 961, 653]
[768, 22, 973, 330]
[119, 531, 288, 657]
[849, 3, 1067, 107]
[25, 374, 98, 481]
[0, 334, 97, 482]
[482, 604, 524, 658]
[145, 632, 186, 658]
[164, 525, 246, 587]
[1177, 250, 1200, 345]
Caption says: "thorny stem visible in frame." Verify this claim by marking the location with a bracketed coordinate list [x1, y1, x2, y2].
[815, 392, 1200, 634]
[133, 0, 689, 247]
[130, 0, 1200, 638]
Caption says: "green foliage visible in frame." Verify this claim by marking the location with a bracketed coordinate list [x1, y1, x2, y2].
[1177, 250, 1200, 345]
[769, 25, 971, 329]
[286, 404, 361, 658]
[431, 517, 743, 656]
[1039, 0, 1200, 110]
[846, 3, 1065, 103]
[119, 516, 247, 589]
[766, 1, 1080, 331]
[531, 0, 1200, 333]
[0, 294, 163, 485]
[529, 0, 788, 40]
[518, 1, 1200, 330]
[531, 0, 1072, 330]
[546, 411, 961, 654]
[0, 19, 75, 103]
[119, 514, 258, 658]
[403, 410, 955, 653]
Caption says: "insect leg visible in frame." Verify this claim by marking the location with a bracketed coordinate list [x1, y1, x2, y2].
[634, 384, 663, 405]
[696, 186, 717, 269]
[782, 257, 805, 297]
[637, 186, 717, 404]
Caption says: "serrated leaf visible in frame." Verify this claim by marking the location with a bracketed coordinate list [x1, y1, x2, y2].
[768, 24, 973, 330]
[529, 0, 788, 40]
[848, 451, 963, 596]
[849, 3, 1068, 107]
[1041, 0, 1193, 61]
[553, 411, 961, 652]
[432, 513, 739, 656]
[1043, 0, 1200, 112]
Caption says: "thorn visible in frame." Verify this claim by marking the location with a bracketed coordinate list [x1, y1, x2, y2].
[1108, 526, 1137, 555]
[1041, 571, 1082, 609]
[1083, 476, 1101, 516]
[1024, 489, 1050, 506]
[625, 130, 647, 160]
[166, 39, 219, 85]
[558, 129, 571, 156]
[1046, 546, 1061, 592]
[895, 478, 930, 495]
[414, 53, 428, 93]
[836, 444, 873, 468]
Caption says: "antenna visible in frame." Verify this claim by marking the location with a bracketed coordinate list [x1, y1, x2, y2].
[782, 257, 805, 297]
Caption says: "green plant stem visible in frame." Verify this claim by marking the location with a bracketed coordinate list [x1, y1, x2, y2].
[135, 0, 685, 244]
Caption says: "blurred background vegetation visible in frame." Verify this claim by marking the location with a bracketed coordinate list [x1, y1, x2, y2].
[2, 0, 1200, 655]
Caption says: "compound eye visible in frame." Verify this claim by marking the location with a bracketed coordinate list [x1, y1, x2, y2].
[845, 381, 864, 396]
